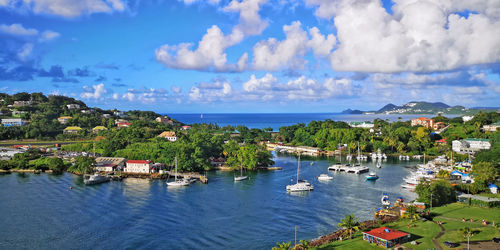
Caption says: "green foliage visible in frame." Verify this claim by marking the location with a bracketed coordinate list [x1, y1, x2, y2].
[67, 156, 95, 175]
[416, 179, 456, 207]
[472, 162, 497, 187]
[404, 205, 420, 222]
[28, 157, 67, 173]
[272, 241, 291, 250]
[223, 140, 274, 170]
[337, 214, 360, 239]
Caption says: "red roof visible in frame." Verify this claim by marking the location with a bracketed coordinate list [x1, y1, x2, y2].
[363, 227, 408, 241]
[436, 138, 447, 143]
[126, 160, 151, 164]
[118, 122, 131, 126]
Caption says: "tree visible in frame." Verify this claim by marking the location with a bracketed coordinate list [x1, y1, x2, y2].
[337, 214, 360, 239]
[472, 162, 497, 187]
[272, 242, 291, 250]
[405, 205, 420, 223]
[298, 239, 310, 249]
[415, 180, 456, 207]
[68, 156, 96, 175]
[460, 226, 473, 250]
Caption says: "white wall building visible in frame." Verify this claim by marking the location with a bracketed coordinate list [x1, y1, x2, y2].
[452, 138, 491, 154]
[125, 160, 152, 173]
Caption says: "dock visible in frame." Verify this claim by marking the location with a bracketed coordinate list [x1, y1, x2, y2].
[327, 164, 369, 174]
[165, 171, 208, 184]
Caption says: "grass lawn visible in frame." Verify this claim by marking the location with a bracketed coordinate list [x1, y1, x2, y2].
[387, 219, 441, 249]
[432, 202, 500, 223]
[312, 232, 381, 250]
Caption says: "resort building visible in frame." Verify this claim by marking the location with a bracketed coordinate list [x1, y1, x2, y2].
[57, 116, 72, 124]
[63, 126, 82, 134]
[482, 122, 500, 132]
[95, 157, 126, 172]
[362, 227, 409, 248]
[156, 115, 173, 124]
[462, 115, 474, 122]
[1, 118, 29, 127]
[452, 138, 491, 154]
[348, 121, 375, 128]
[181, 125, 192, 130]
[158, 131, 177, 141]
[66, 104, 81, 110]
[92, 126, 107, 133]
[411, 117, 434, 129]
[124, 160, 152, 173]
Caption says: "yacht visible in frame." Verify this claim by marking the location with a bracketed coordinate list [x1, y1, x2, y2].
[317, 174, 333, 181]
[84, 173, 110, 185]
[381, 193, 391, 206]
[167, 157, 190, 187]
[366, 172, 379, 180]
[328, 162, 343, 171]
[286, 154, 314, 192]
[234, 158, 248, 182]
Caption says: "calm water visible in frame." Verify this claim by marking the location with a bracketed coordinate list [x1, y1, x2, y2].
[168, 113, 456, 131]
[0, 155, 417, 249]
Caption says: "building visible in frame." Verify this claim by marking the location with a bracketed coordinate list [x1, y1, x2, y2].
[433, 122, 446, 130]
[13, 100, 32, 107]
[348, 121, 375, 128]
[462, 115, 474, 122]
[117, 122, 131, 128]
[411, 117, 434, 129]
[483, 122, 500, 132]
[57, 116, 72, 124]
[158, 131, 177, 141]
[66, 104, 81, 110]
[92, 126, 107, 133]
[156, 115, 173, 124]
[1, 118, 29, 127]
[63, 126, 82, 134]
[102, 114, 111, 118]
[95, 157, 126, 172]
[362, 227, 409, 248]
[124, 160, 152, 173]
[113, 111, 127, 117]
[452, 138, 491, 154]
[181, 125, 192, 130]
[489, 184, 498, 194]
[436, 138, 447, 144]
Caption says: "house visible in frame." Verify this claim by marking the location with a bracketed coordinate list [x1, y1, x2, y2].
[362, 227, 409, 248]
[57, 116, 72, 124]
[117, 122, 131, 128]
[433, 122, 446, 130]
[181, 125, 192, 130]
[1, 118, 29, 127]
[113, 111, 127, 117]
[63, 126, 82, 134]
[11, 110, 27, 117]
[66, 104, 81, 110]
[114, 119, 129, 124]
[452, 138, 491, 154]
[348, 121, 375, 128]
[436, 138, 447, 144]
[462, 115, 474, 122]
[411, 117, 434, 129]
[92, 126, 107, 133]
[102, 114, 111, 118]
[95, 157, 126, 172]
[158, 131, 177, 141]
[483, 122, 500, 132]
[13, 100, 32, 107]
[489, 184, 498, 194]
[156, 115, 173, 124]
[124, 160, 152, 173]
[209, 157, 226, 167]
[81, 109, 93, 114]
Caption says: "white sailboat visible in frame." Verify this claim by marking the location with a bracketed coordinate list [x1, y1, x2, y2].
[356, 142, 367, 161]
[376, 161, 382, 168]
[166, 157, 190, 187]
[286, 154, 314, 192]
[234, 157, 248, 181]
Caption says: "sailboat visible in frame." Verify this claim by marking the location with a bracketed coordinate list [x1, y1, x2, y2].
[286, 154, 314, 192]
[356, 142, 367, 161]
[166, 156, 190, 187]
[346, 147, 352, 162]
[376, 161, 382, 168]
[234, 157, 248, 181]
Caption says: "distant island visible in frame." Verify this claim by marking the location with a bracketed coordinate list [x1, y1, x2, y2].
[342, 101, 500, 115]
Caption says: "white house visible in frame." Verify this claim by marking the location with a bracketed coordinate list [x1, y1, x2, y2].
[462, 116, 474, 122]
[95, 157, 126, 172]
[66, 104, 81, 110]
[125, 160, 152, 173]
[483, 122, 500, 132]
[489, 184, 498, 194]
[1, 118, 29, 127]
[452, 138, 491, 154]
[158, 131, 177, 142]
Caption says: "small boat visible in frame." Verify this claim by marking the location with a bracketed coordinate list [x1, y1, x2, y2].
[381, 193, 391, 206]
[401, 184, 416, 190]
[167, 157, 190, 187]
[376, 161, 381, 168]
[366, 172, 379, 180]
[84, 173, 110, 185]
[317, 174, 333, 181]
[234, 157, 248, 182]
[286, 154, 313, 192]
[310, 162, 314, 166]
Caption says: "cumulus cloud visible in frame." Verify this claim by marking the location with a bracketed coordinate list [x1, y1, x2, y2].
[39, 30, 60, 42]
[306, 0, 500, 73]
[155, 0, 267, 72]
[0, 0, 127, 18]
[81, 83, 107, 99]
[252, 21, 335, 71]
[17, 43, 34, 61]
[189, 79, 233, 102]
[118, 87, 170, 103]
[182, 0, 220, 5]
[0, 23, 38, 36]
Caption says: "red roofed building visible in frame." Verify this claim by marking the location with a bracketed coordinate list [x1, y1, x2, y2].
[125, 160, 152, 173]
[411, 117, 434, 129]
[436, 138, 447, 144]
[117, 122, 131, 128]
[362, 227, 409, 248]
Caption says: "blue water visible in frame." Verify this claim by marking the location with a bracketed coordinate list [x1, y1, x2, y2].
[169, 113, 454, 131]
[0, 155, 417, 249]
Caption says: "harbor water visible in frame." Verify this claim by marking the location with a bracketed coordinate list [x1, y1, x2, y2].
[0, 154, 417, 249]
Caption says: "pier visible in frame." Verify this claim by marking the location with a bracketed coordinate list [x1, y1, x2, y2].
[327, 164, 369, 174]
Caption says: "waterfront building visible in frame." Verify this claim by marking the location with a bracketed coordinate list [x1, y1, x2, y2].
[95, 157, 126, 172]
[66, 104, 81, 110]
[125, 160, 152, 173]
[482, 122, 500, 132]
[158, 131, 177, 141]
[92, 126, 107, 133]
[362, 227, 409, 248]
[452, 138, 491, 154]
[1, 118, 29, 127]
[57, 116, 72, 124]
[63, 126, 82, 134]
[348, 121, 375, 128]
[411, 117, 434, 129]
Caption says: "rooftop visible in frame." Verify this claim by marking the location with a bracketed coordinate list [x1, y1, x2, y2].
[363, 227, 409, 241]
[64, 126, 82, 130]
[127, 160, 151, 164]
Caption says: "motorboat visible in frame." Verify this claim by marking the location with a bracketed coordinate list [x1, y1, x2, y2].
[366, 172, 379, 180]
[167, 157, 190, 187]
[401, 184, 416, 190]
[317, 174, 333, 181]
[84, 173, 110, 185]
[286, 154, 313, 192]
[381, 193, 391, 206]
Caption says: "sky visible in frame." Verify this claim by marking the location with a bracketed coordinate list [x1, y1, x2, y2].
[0, 0, 500, 113]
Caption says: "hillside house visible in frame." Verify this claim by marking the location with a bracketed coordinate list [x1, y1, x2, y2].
[156, 115, 173, 124]
[433, 122, 446, 130]
[13, 100, 32, 107]
[452, 138, 491, 154]
[125, 160, 152, 173]
[1, 118, 29, 127]
[63, 126, 82, 134]
[411, 117, 434, 129]
[117, 122, 131, 128]
[66, 104, 81, 110]
[57, 116, 72, 124]
[181, 125, 192, 130]
[483, 122, 500, 132]
[158, 131, 177, 141]
[92, 126, 107, 133]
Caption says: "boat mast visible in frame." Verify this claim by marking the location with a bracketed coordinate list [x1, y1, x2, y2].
[174, 156, 177, 182]
[240, 155, 243, 177]
[297, 153, 300, 184]
[357, 141, 361, 163]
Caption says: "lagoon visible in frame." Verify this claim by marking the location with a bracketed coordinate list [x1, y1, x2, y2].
[0, 154, 417, 249]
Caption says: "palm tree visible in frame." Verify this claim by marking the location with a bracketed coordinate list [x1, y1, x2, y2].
[338, 214, 360, 239]
[272, 241, 291, 250]
[299, 239, 310, 249]
[460, 226, 473, 250]
[405, 205, 420, 224]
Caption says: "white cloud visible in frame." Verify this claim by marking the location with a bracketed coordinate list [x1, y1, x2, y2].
[171, 85, 182, 94]
[81, 83, 107, 99]
[182, 0, 220, 5]
[189, 80, 233, 102]
[156, 0, 267, 72]
[118, 87, 170, 103]
[0, 0, 126, 18]
[39, 30, 60, 42]
[0, 23, 38, 36]
[307, 0, 500, 73]
[17, 43, 34, 61]
[454, 86, 483, 95]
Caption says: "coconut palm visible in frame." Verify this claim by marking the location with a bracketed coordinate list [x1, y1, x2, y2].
[405, 205, 420, 226]
[338, 214, 360, 239]
[272, 241, 291, 250]
[460, 226, 473, 250]
[299, 239, 310, 249]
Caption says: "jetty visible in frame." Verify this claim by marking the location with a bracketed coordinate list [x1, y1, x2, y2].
[266, 143, 323, 156]
[166, 171, 208, 184]
[328, 164, 369, 174]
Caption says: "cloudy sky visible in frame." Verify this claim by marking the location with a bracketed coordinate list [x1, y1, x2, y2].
[1, 0, 499, 113]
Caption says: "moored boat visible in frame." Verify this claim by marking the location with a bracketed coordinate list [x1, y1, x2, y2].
[366, 172, 379, 180]
[84, 173, 110, 185]
[317, 174, 333, 181]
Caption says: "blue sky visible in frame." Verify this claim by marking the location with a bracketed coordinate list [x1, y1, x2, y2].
[1, 0, 499, 113]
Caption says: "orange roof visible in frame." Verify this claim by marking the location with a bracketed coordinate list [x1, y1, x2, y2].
[158, 131, 176, 137]
[363, 227, 408, 241]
